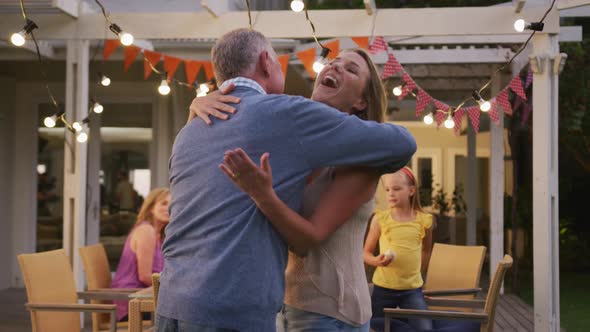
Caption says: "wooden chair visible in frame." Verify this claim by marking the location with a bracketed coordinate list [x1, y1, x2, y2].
[423, 243, 487, 302]
[383, 255, 513, 332]
[79, 243, 142, 332]
[17, 249, 117, 332]
[152, 273, 160, 309]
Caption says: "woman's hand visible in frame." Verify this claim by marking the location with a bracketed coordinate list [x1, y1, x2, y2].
[188, 83, 241, 125]
[219, 148, 274, 203]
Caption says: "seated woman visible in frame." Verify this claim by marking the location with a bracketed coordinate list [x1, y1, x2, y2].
[111, 187, 170, 321]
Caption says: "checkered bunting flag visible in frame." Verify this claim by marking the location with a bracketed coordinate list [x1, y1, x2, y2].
[525, 67, 533, 88]
[433, 100, 449, 128]
[453, 108, 466, 136]
[489, 100, 499, 125]
[509, 76, 527, 101]
[398, 73, 417, 100]
[466, 106, 481, 134]
[381, 53, 403, 79]
[415, 89, 432, 117]
[496, 89, 512, 116]
[368, 36, 388, 55]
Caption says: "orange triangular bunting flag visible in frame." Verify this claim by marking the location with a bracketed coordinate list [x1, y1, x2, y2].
[164, 56, 183, 80]
[103, 39, 120, 61]
[185, 60, 203, 85]
[203, 62, 215, 81]
[296, 48, 317, 78]
[351, 37, 369, 49]
[143, 50, 161, 80]
[278, 55, 290, 76]
[324, 40, 339, 60]
[123, 46, 141, 72]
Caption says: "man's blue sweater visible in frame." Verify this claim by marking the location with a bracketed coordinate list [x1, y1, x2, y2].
[159, 85, 416, 331]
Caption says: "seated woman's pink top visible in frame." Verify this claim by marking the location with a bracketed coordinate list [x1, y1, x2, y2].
[111, 221, 164, 321]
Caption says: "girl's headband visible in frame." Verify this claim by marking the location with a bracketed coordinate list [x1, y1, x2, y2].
[400, 166, 416, 185]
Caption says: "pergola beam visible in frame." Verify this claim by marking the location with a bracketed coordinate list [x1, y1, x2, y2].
[557, 0, 590, 10]
[0, 7, 559, 40]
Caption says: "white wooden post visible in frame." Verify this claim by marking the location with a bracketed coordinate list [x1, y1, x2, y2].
[63, 40, 90, 296]
[489, 76, 504, 292]
[466, 120, 478, 245]
[150, 94, 172, 189]
[86, 113, 101, 245]
[532, 33, 560, 332]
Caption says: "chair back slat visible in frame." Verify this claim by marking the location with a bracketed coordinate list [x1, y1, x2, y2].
[482, 255, 513, 332]
[79, 244, 113, 332]
[17, 249, 81, 332]
[424, 243, 486, 312]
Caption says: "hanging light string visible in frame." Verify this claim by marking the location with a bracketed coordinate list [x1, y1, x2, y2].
[303, 4, 328, 51]
[449, 0, 557, 114]
[245, 0, 253, 29]
[18, 0, 59, 110]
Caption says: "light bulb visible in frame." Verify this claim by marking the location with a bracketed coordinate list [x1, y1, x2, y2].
[514, 19, 525, 32]
[158, 80, 171, 95]
[423, 113, 434, 125]
[44, 115, 57, 128]
[444, 115, 455, 129]
[93, 102, 104, 114]
[72, 122, 82, 132]
[197, 90, 207, 97]
[290, 0, 304, 12]
[199, 83, 210, 93]
[76, 131, 88, 143]
[392, 85, 403, 97]
[10, 31, 26, 47]
[313, 56, 328, 74]
[100, 74, 111, 87]
[120, 32, 134, 46]
[479, 100, 491, 112]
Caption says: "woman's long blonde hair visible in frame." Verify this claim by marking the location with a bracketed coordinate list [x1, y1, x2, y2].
[347, 48, 387, 123]
[135, 187, 170, 226]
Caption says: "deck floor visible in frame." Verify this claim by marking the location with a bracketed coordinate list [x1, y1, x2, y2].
[0, 287, 540, 332]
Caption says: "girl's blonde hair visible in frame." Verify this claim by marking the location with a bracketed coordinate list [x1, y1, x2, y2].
[346, 48, 387, 123]
[135, 187, 170, 227]
[383, 167, 423, 212]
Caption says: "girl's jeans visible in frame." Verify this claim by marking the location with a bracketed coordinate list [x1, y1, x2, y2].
[371, 285, 432, 331]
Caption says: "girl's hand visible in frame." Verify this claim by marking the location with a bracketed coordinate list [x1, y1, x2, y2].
[219, 148, 274, 202]
[375, 254, 393, 267]
[188, 83, 241, 125]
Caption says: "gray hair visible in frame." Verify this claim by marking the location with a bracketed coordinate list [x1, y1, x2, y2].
[211, 28, 274, 83]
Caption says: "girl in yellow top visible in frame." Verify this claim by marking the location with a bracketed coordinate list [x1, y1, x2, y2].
[363, 167, 433, 331]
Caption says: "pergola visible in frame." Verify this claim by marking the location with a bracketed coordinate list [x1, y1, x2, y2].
[2, 0, 589, 330]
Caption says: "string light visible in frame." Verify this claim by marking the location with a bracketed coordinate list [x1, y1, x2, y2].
[513, 19, 544, 33]
[10, 19, 37, 47]
[199, 83, 210, 94]
[392, 84, 404, 97]
[99, 73, 111, 86]
[313, 48, 330, 74]
[72, 121, 83, 132]
[423, 112, 434, 125]
[291, 0, 304, 12]
[109, 23, 134, 46]
[444, 113, 455, 129]
[43, 114, 58, 128]
[76, 129, 89, 143]
[472, 90, 491, 112]
[92, 100, 104, 113]
[158, 79, 171, 95]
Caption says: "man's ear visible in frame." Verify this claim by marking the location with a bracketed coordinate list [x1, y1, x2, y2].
[259, 51, 271, 77]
